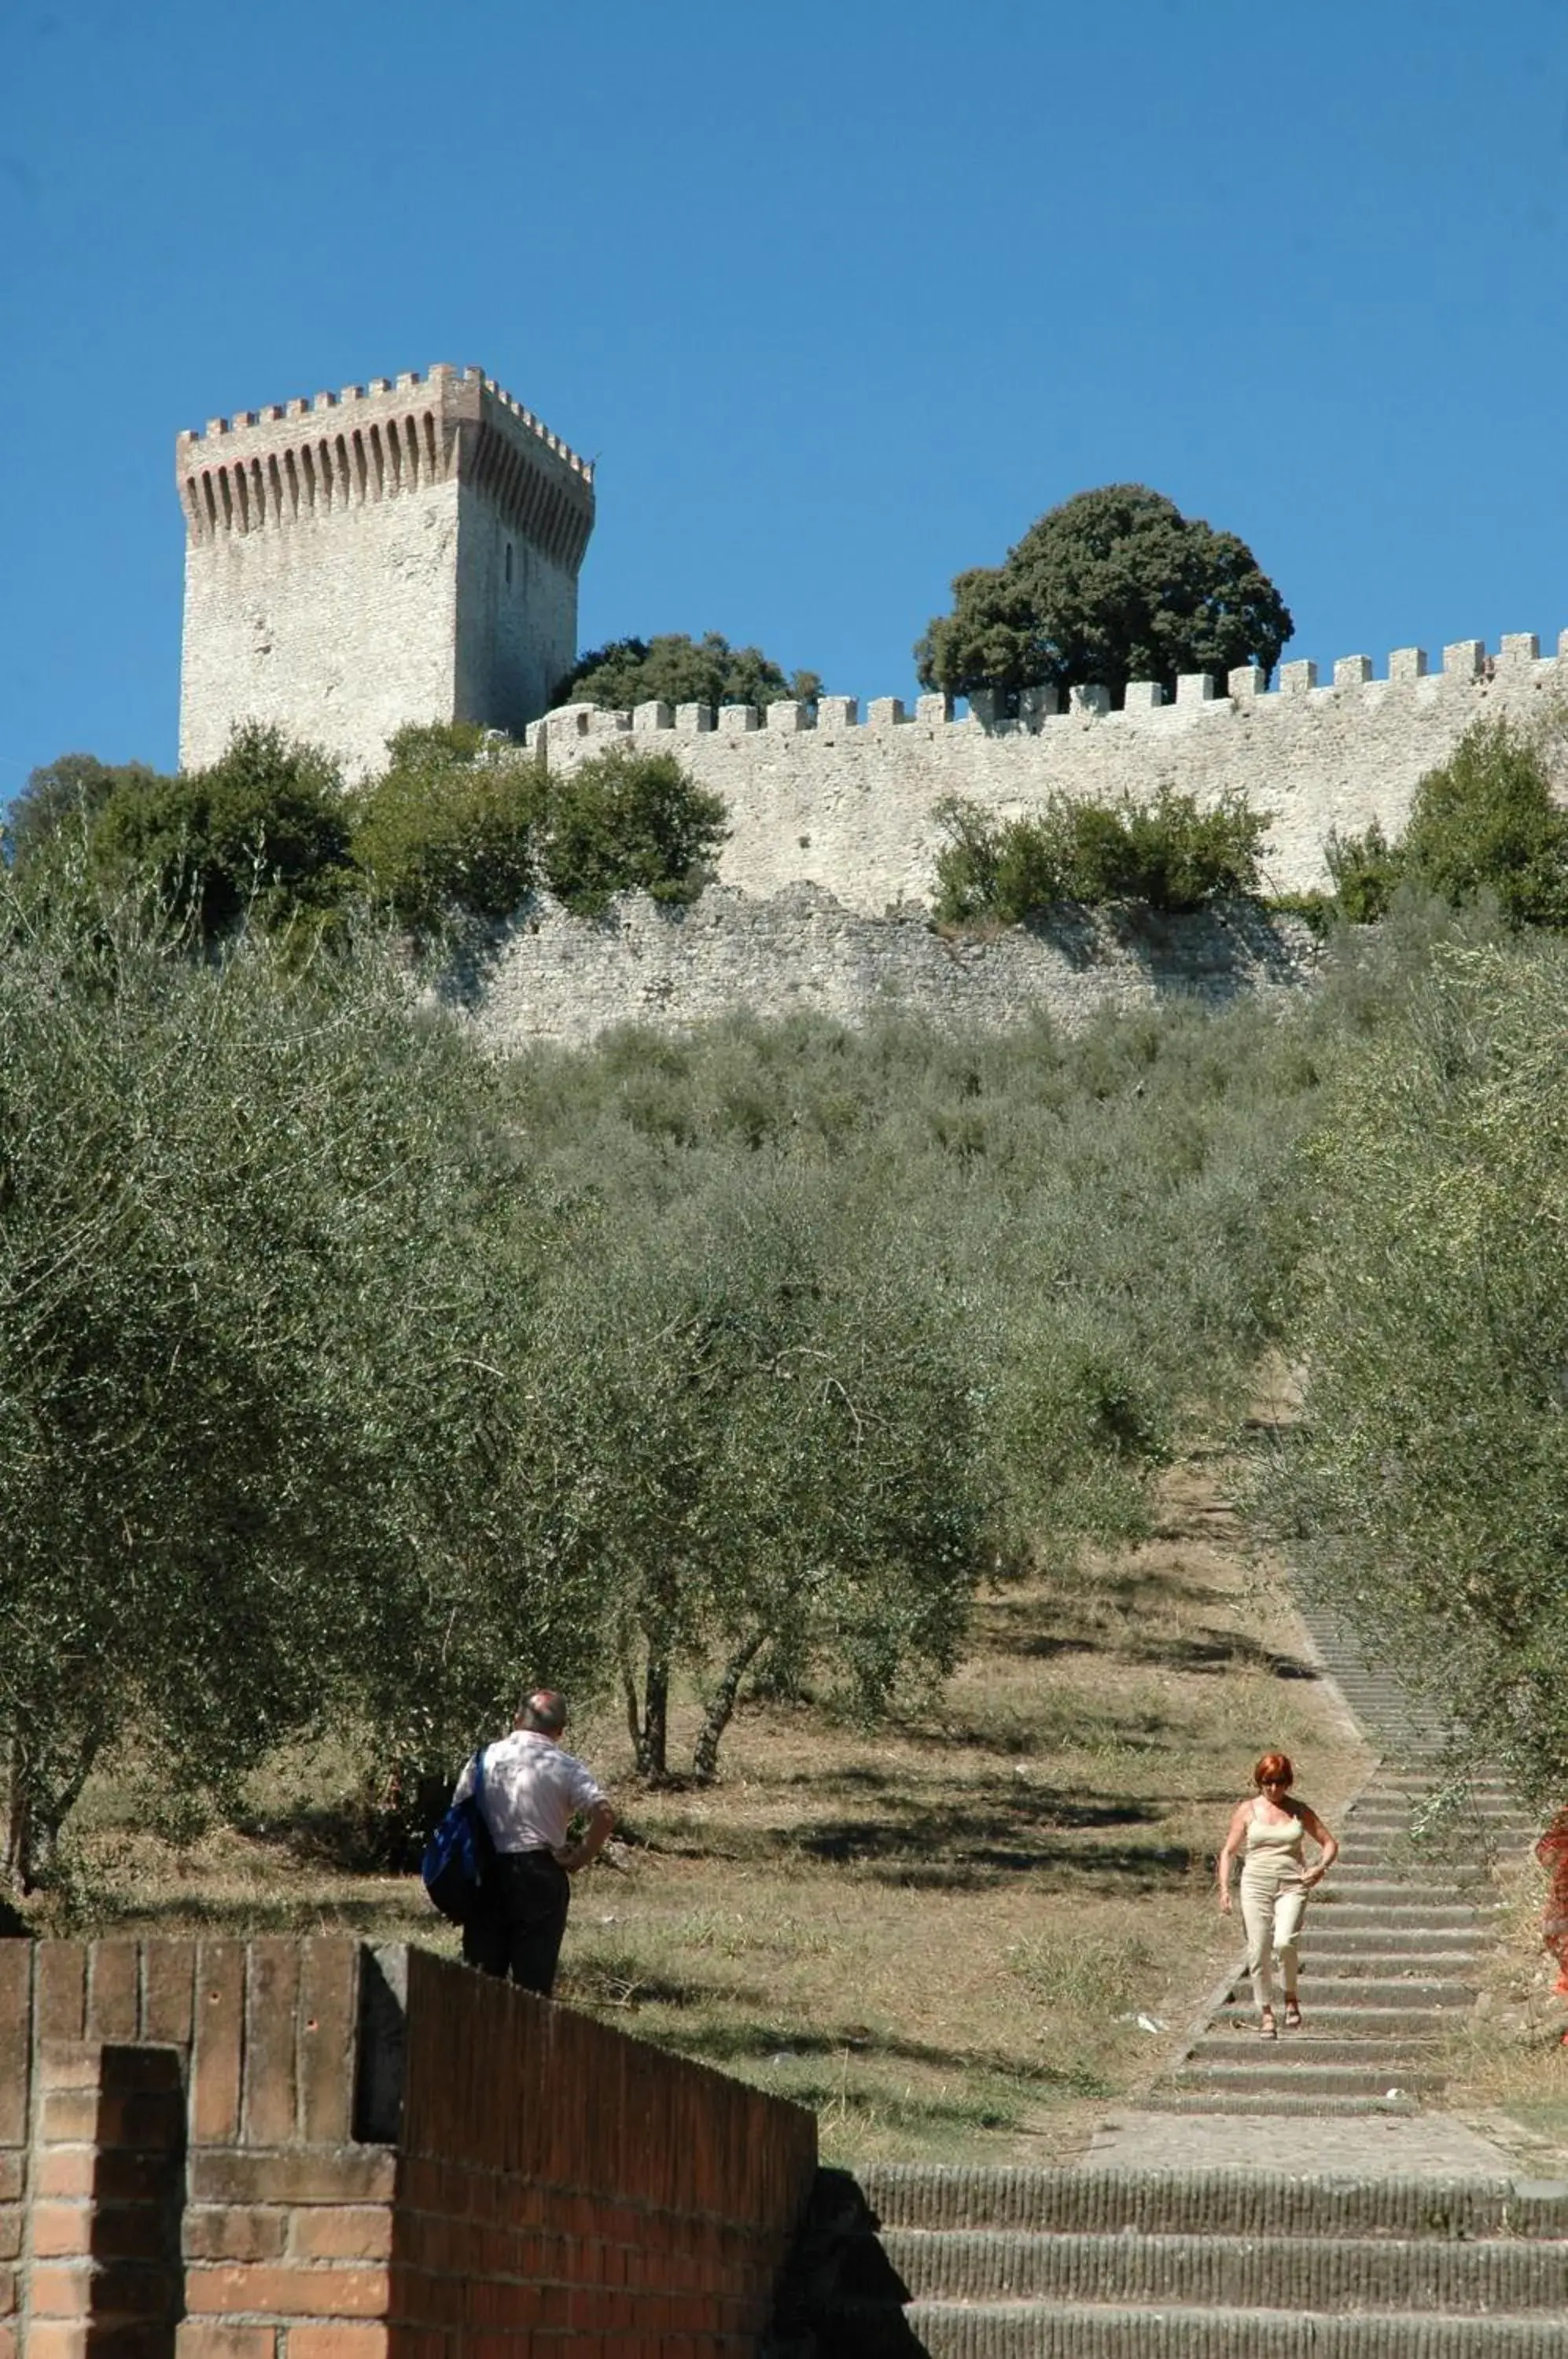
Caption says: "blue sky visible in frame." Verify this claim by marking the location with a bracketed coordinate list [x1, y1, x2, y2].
[6, 0, 1568, 794]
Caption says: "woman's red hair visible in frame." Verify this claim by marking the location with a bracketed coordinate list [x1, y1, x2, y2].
[1253, 1752, 1294, 1789]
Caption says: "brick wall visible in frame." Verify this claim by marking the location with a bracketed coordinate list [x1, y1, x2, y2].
[5, 1940, 815, 2359]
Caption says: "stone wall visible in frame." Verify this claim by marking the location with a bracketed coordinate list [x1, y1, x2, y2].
[529, 630, 1568, 908]
[464, 885, 1318, 1052]
[176, 366, 594, 780]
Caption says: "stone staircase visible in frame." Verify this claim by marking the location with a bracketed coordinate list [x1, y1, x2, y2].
[833, 2165, 1568, 2354]
[768, 1606, 1565, 2353]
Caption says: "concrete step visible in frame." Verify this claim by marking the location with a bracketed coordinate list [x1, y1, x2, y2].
[1172, 2063, 1445, 2098]
[1211, 2004, 1467, 2036]
[879, 2227, 1568, 2311]
[1185, 2036, 1440, 2067]
[1224, 1974, 1475, 2007]
[1307, 1905, 1491, 1930]
[1136, 2089, 1423, 2114]
[897, 2300, 1568, 2353]
[856, 2164, 1568, 2239]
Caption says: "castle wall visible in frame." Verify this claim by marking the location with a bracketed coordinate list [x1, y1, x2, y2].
[531, 632, 1568, 907]
[465, 886, 1318, 1051]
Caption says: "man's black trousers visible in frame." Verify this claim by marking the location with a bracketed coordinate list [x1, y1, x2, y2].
[462, 1848, 571, 1996]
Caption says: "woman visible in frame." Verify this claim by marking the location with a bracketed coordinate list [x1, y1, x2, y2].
[1217, 1751, 1338, 2037]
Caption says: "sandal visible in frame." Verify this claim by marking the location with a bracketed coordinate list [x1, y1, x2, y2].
[1283, 2000, 1302, 2030]
[1260, 2008, 1277, 2039]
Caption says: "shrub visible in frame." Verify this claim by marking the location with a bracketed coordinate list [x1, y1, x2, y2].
[553, 631, 823, 714]
[89, 723, 353, 940]
[933, 787, 1269, 923]
[537, 746, 729, 916]
[1402, 718, 1568, 927]
[1322, 818, 1405, 924]
[351, 722, 541, 934]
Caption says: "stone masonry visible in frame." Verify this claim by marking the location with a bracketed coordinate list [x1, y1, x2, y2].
[177, 367, 594, 779]
[531, 631, 1568, 909]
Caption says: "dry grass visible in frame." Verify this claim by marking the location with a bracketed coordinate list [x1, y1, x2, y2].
[34, 1452, 1371, 2166]
[1435, 1849, 1568, 2171]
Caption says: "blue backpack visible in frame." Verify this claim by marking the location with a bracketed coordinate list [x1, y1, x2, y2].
[421, 1746, 498, 1924]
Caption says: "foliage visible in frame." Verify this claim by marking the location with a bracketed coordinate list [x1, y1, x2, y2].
[554, 631, 823, 714]
[89, 723, 355, 940]
[530, 1169, 985, 1781]
[1401, 719, 1568, 928]
[1253, 930, 1568, 1798]
[1313, 720, 1568, 931]
[536, 745, 730, 916]
[932, 787, 1270, 922]
[916, 484, 1294, 705]
[349, 723, 541, 935]
[1322, 817, 1405, 925]
[7, 753, 163, 874]
[0, 870, 593, 1891]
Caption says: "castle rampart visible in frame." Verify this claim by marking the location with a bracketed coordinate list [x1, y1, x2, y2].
[530, 629, 1568, 906]
[177, 366, 594, 778]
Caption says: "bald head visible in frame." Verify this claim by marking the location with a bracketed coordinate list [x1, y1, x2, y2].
[516, 1689, 569, 1738]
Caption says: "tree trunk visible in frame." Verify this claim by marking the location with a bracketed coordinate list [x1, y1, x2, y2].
[4, 1732, 98, 1894]
[635, 1654, 670, 1783]
[691, 1631, 767, 1784]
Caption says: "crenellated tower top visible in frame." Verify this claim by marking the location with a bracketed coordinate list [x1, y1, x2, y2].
[175, 362, 594, 571]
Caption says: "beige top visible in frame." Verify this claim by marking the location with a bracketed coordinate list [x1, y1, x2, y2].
[1243, 1802, 1305, 1867]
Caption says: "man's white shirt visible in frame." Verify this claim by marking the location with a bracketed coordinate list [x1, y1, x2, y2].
[452, 1729, 606, 1854]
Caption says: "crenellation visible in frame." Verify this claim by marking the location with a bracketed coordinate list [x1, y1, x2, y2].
[1445, 639, 1485, 677]
[817, 695, 858, 730]
[1333, 656, 1372, 689]
[867, 697, 906, 727]
[719, 703, 759, 733]
[767, 700, 809, 733]
[676, 704, 716, 734]
[1069, 684, 1111, 716]
[1280, 660, 1318, 694]
[1501, 631, 1541, 664]
[1389, 646, 1428, 682]
[1177, 673, 1216, 705]
[633, 700, 674, 731]
[1125, 681, 1165, 710]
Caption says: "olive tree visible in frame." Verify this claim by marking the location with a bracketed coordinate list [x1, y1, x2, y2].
[0, 873, 591, 1889]
[528, 1168, 985, 1783]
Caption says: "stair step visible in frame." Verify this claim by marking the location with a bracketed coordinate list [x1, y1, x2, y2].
[1137, 2089, 1423, 2114]
[856, 2164, 1568, 2238]
[1172, 2064, 1444, 2096]
[1185, 2036, 1439, 2066]
[880, 2227, 1568, 2310]
[898, 2300, 1568, 2353]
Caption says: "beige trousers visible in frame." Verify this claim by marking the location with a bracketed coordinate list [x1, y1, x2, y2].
[1239, 1867, 1308, 2011]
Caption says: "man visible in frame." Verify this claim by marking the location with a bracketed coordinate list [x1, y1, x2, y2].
[451, 1689, 615, 1997]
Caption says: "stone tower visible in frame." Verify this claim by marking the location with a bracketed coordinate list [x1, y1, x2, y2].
[176, 364, 594, 778]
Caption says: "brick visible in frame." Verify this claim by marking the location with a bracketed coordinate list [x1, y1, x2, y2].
[286, 2210, 392, 2263]
[186, 2265, 390, 2320]
[95, 2089, 186, 2152]
[143, 1940, 197, 2046]
[30, 2203, 95, 2258]
[24, 2323, 89, 2359]
[90, 2204, 186, 2263]
[39, 2090, 97, 2142]
[39, 2042, 101, 2091]
[0, 2210, 20, 2263]
[87, 1941, 142, 2042]
[0, 2321, 13, 2359]
[184, 2207, 289, 2264]
[243, 1942, 301, 2147]
[297, 1942, 357, 2145]
[176, 2326, 278, 2359]
[0, 2268, 13, 2317]
[28, 2263, 97, 2317]
[0, 2158, 19, 2202]
[38, 1946, 87, 2041]
[190, 2152, 396, 2206]
[38, 2150, 174, 2203]
[285, 2328, 389, 2359]
[193, 1945, 246, 2145]
[0, 1949, 29, 2146]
